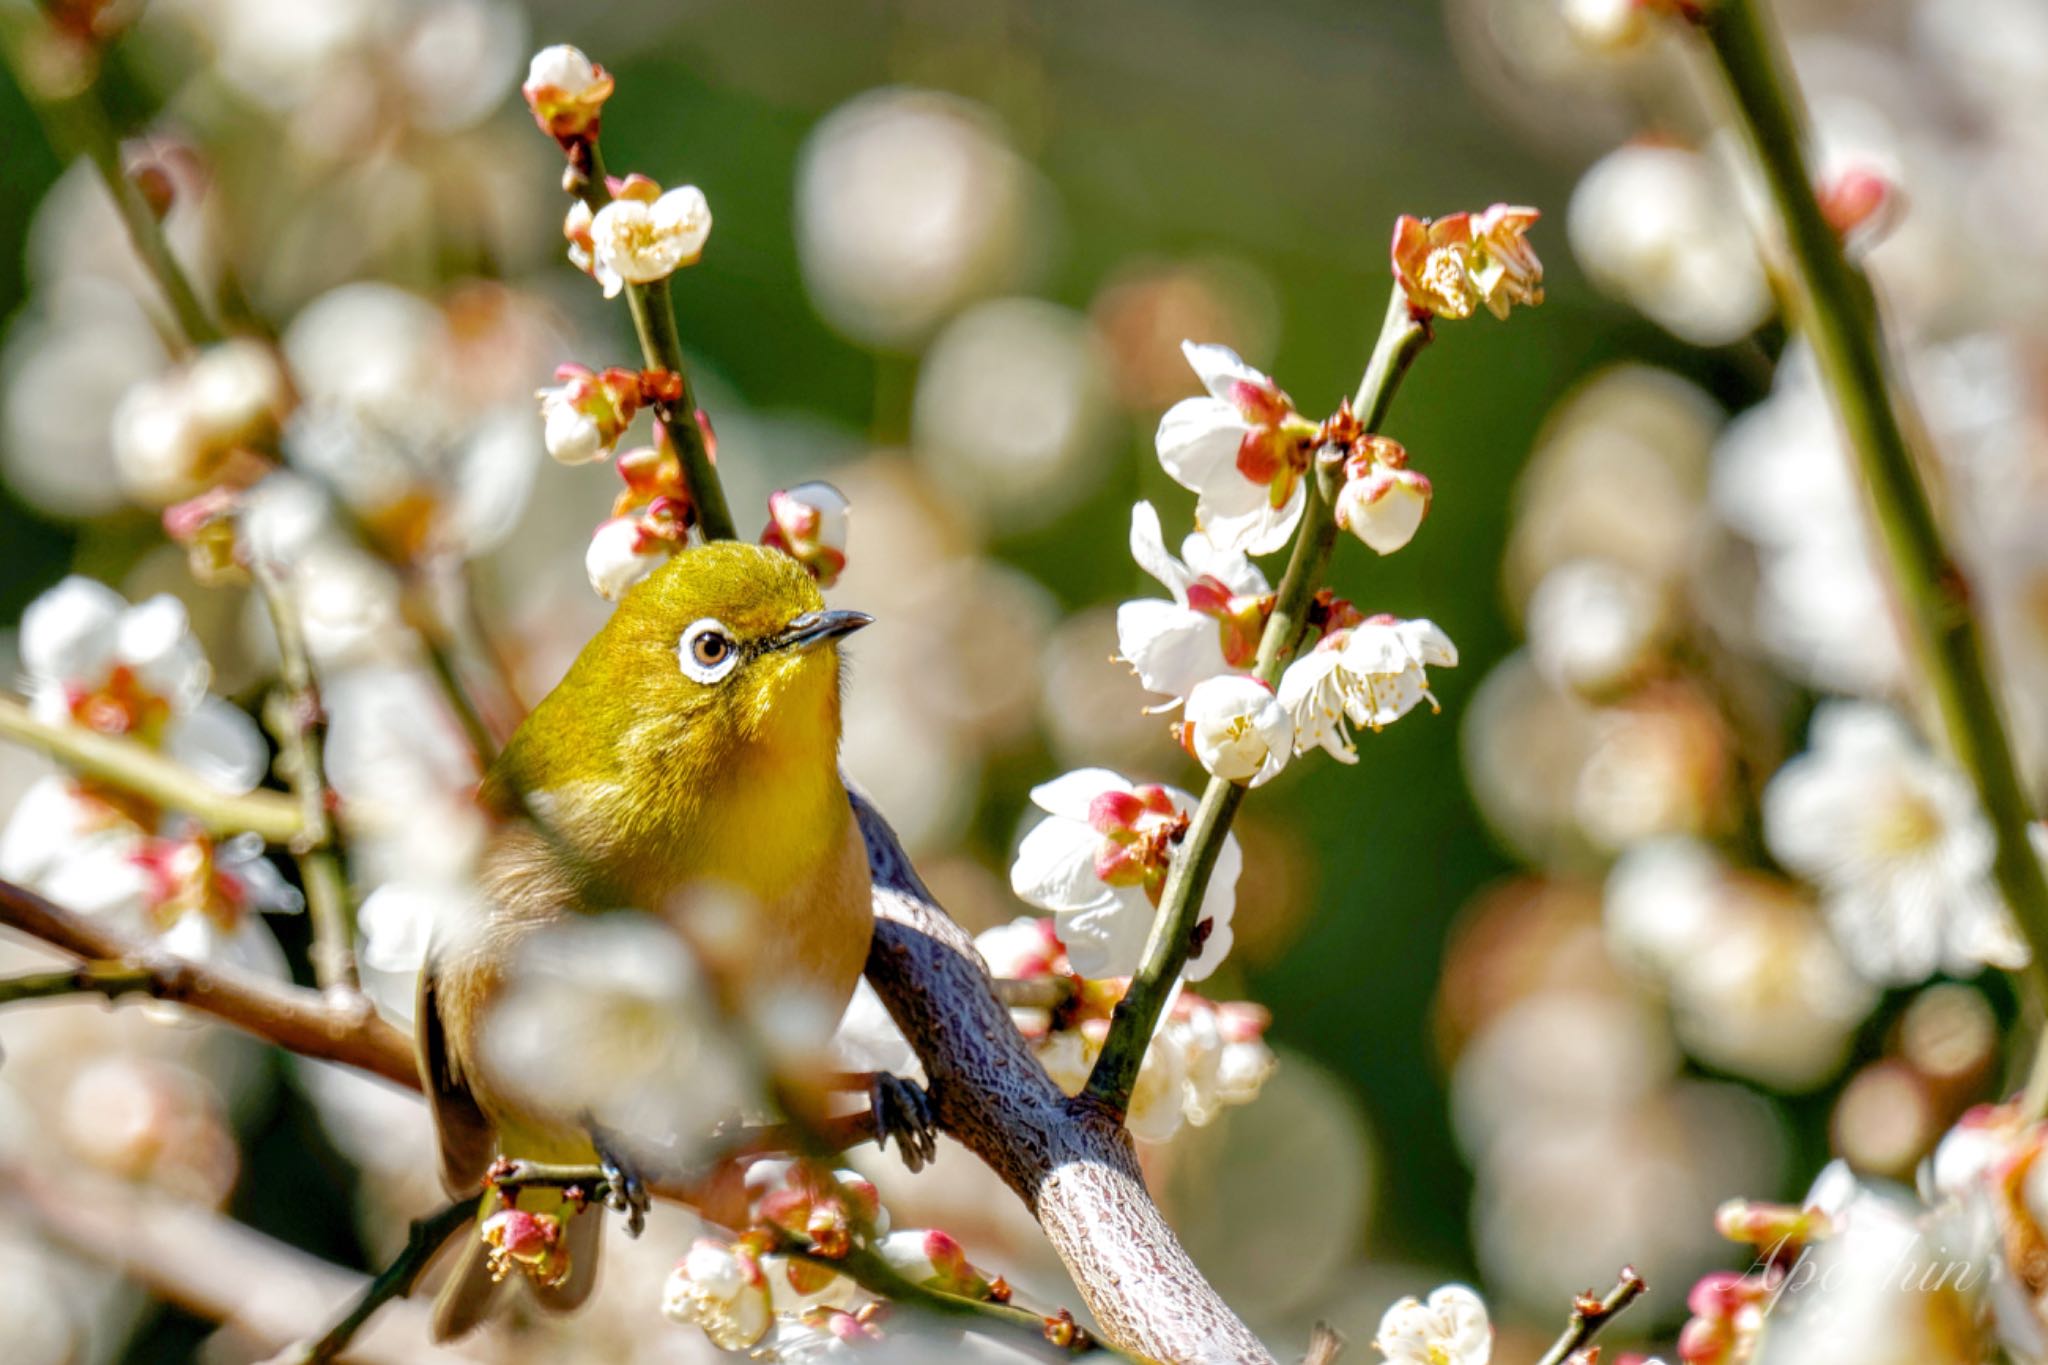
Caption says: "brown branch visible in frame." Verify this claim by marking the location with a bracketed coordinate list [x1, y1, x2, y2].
[854, 792, 1276, 1364]
[0, 876, 416, 1087]
[1533, 1266, 1646, 1365]
[2, 818, 1272, 1360]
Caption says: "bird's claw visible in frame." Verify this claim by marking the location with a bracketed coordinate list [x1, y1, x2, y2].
[593, 1136, 651, 1237]
[868, 1072, 939, 1173]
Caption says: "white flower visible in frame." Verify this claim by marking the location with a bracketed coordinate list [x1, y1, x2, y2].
[661, 1238, 773, 1351]
[585, 514, 672, 601]
[1568, 143, 1773, 347]
[1125, 1024, 1190, 1143]
[1524, 558, 1664, 698]
[183, 337, 285, 446]
[1173, 995, 1276, 1126]
[1115, 501, 1270, 709]
[1155, 342, 1313, 556]
[478, 913, 750, 1152]
[109, 375, 210, 505]
[1277, 618, 1458, 763]
[589, 185, 712, 297]
[539, 388, 606, 464]
[1764, 701, 2027, 983]
[1007, 768, 1240, 981]
[1182, 675, 1291, 787]
[1374, 1284, 1492, 1365]
[21, 576, 265, 793]
[1334, 456, 1432, 556]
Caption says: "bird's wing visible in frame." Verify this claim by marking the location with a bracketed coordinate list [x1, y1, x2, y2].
[417, 951, 499, 1195]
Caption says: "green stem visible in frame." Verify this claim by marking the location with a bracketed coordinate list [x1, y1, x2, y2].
[1083, 287, 1429, 1113]
[576, 147, 736, 542]
[0, 962, 154, 1006]
[0, 694, 304, 844]
[1532, 1266, 1645, 1365]
[281, 1197, 474, 1365]
[0, 13, 221, 348]
[1701, 0, 2048, 986]
[251, 563, 357, 993]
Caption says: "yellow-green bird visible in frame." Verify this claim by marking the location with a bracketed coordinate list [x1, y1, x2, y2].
[419, 541, 877, 1340]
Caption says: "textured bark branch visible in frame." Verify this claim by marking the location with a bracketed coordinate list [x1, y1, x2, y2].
[854, 793, 1275, 1364]
[0, 876, 416, 1087]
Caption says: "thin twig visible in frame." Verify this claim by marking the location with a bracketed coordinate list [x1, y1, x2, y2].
[1697, 0, 2048, 984]
[0, 961, 154, 1005]
[0, 875, 416, 1086]
[280, 1197, 475, 1365]
[1085, 286, 1431, 1112]
[1532, 1266, 1646, 1365]
[0, 694, 305, 844]
[252, 561, 358, 992]
[0, 11, 222, 347]
[572, 145, 737, 542]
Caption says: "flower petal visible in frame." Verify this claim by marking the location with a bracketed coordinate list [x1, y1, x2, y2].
[1127, 501, 1193, 602]
[164, 699, 269, 795]
[21, 576, 124, 688]
[1027, 768, 1131, 821]
[1010, 815, 1113, 912]
[1179, 341, 1268, 404]
[1058, 886, 1156, 980]
[1155, 397, 1249, 495]
[1116, 600, 1230, 706]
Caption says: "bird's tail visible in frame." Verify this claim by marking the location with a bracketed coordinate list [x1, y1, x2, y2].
[429, 1196, 605, 1343]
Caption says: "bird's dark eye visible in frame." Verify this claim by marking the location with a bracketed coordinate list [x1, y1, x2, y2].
[691, 631, 731, 667]
[678, 617, 742, 682]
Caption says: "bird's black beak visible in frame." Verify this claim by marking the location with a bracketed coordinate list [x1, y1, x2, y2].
[769, 608, 873, 653]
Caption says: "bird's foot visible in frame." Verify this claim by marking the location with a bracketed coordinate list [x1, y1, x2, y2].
[866, 1072, 938, 1173]
[591, 1132, 651, 1237]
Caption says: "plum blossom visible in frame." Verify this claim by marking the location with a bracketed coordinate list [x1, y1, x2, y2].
[970, 917, 1276, 1137]
[586, 496, 690, 601]
[520, 44, 613, 143]
[1155, 342, 1319, 556]
[1763, 701, 2027, 983]
[662, 1237, 773, 1351]
[589, 178, 713, 298]
[1277, 616, 1458, 763]
[1116, 500, 1272, 709]
[1374, 1284, 1492, 1365]
[1181, 674, 1291, 787]
[1007, 770, 1240, 981]
[1335, 435, 1432, 555]
[535, 363, 661, 465]
[1392, 205, 1544, 321]
[761, 481, 852, 587]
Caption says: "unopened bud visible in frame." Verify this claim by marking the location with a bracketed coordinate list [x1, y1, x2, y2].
[521, 45, 615, 146]
[761, 481, 851, 586]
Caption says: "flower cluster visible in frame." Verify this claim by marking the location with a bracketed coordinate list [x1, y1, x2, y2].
[975, 916, 1276, 1142]
[0, 578, 299, 980]
[110, 337, 287, 505]
[1391, 206, 1544, 322]
[536, 364, 679, 466]
[659, 1159, 1005, 1355]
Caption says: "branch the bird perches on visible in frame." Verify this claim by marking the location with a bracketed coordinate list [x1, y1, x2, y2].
[0, 790, 1273, 1363]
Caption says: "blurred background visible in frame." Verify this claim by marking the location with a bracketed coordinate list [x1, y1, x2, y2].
[3, 0, 2046, 1360]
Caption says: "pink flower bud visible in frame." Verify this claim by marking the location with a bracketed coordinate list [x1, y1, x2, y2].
[1818, 166, 1900, 248]
[1335, 460, 1433, 555]
[522, 45, 614, 145]
[760, 481, 851, 586]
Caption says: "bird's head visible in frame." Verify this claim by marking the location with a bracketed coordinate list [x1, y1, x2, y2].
[489, 542, 870, 864]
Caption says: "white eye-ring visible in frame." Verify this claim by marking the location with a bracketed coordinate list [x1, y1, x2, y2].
[678, 617, 740, 684]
